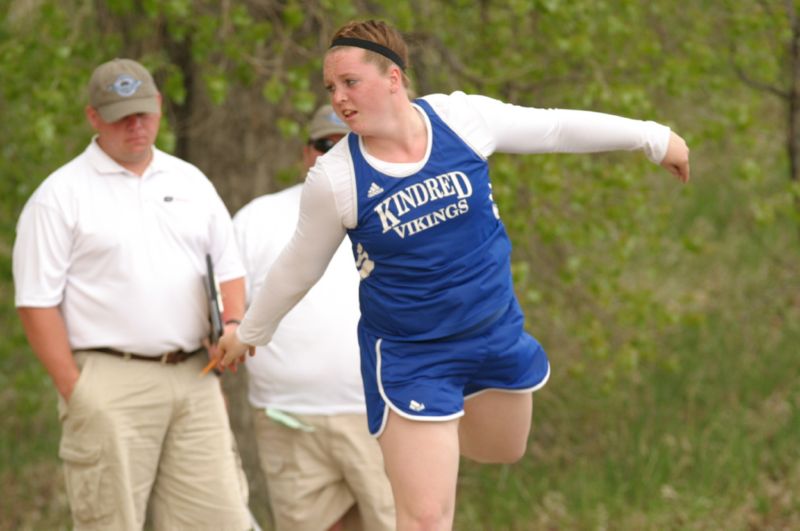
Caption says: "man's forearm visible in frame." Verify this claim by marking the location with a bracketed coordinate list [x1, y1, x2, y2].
[219, 277, 246, 323]
[17, 306, 79, 400]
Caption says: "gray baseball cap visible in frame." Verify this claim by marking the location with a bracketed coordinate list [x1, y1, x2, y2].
[308, 104, 349, 140]
[88, 58, 160, 122]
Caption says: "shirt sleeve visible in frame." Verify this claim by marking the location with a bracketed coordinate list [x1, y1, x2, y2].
[13, 199, 71, 307]
[208, 198, 245, 282]
[426, 91, 671, 163]
[237, 166, 346, 346]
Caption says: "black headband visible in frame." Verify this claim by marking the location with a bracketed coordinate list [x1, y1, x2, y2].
[329, 37, 406, 71]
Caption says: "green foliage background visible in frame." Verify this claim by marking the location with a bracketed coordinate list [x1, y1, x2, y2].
[2, 1, 799, 529]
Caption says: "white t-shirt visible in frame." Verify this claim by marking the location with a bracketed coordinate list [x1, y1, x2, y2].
[238, 91, 672, 347]
[13, 138, 244, 355]
[234, 185, 365, 414]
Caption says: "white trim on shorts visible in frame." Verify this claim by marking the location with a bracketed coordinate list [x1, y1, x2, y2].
[374, 338, 465, 438]
[464, 359, 551, 400]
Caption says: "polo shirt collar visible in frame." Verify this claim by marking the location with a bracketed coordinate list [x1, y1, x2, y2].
[86, 135, 165, 178]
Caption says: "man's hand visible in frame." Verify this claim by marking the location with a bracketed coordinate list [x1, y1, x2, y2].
[660, 131, 690, 183]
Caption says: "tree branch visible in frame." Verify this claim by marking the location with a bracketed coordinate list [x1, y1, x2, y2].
[728, 40, 789, 100]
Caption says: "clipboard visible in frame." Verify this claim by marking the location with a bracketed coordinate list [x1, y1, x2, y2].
[205, 253, 224, 344]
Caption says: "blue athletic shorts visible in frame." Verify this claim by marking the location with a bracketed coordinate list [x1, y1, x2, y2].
[358, 298, 550, 436]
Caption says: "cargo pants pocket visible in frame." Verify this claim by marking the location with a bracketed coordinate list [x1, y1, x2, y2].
[59, 439, 114, 525]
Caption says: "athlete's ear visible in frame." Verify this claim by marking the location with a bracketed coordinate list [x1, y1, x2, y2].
[388, 65, 402, 94]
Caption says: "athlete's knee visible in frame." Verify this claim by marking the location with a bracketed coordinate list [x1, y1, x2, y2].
[398, 502, 453, 531]
[495, 440, 527, 464]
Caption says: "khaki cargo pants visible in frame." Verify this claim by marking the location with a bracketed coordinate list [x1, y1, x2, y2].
[58, 351, 251, 531]
[252, 409, 395, 531]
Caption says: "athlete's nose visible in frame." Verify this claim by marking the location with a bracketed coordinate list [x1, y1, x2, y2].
[332, 88, 347, 105]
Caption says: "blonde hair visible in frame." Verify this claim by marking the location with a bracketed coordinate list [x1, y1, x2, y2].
[329, 20, 412, 90]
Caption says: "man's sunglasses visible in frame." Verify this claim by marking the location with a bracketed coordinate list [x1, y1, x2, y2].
[309, 137, 337, 154]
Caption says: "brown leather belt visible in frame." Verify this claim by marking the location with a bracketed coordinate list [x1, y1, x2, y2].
[85, 347, 204, 365]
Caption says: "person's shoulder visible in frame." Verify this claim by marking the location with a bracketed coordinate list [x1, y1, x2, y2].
[239, 184, 301, 212]
[152, 147, 210, 179]
[421, 91, 500, 115]
[316, 135, 351, 165]
[310, 137, 352, 186]
[418, 92, 455, 114]
[418, 92, 501, 144]
[27, 148, 91, 204]
[234, 184, 301, 224]
[153, 148, 200, 170]
[151, 147, 222, 199]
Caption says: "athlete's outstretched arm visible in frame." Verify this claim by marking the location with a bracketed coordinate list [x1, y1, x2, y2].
[478, 97, 669, 159]
[429, 92, 689, 182]
[217, 166, 346, 367]
[482, 97, 690, 181]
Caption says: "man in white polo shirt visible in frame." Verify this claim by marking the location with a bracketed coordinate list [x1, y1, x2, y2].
[233, 105, 394, 531]
[13, 58, 251, 530]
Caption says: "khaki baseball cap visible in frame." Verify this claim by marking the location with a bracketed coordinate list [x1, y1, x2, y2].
[88, 58, 160, 122]
[308, 104, 349, 140]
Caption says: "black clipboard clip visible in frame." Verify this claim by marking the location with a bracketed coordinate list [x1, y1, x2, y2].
[205, 253, 224, 345]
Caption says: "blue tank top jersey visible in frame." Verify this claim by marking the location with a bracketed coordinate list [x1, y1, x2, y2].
[346, 98, 515, 341]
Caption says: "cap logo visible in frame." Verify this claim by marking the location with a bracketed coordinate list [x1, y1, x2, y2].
[107, 74, 142, 97]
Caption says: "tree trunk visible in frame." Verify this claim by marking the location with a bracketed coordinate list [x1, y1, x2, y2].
[790, 5, 800, 219]
[179, 81, 303, 531]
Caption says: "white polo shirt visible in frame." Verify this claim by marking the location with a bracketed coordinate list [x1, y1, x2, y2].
[234, 184, 365, 414]
[13, 138, 244, 355]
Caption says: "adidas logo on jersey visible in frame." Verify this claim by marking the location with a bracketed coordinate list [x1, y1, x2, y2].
[367, 182, 384, 198]
[409, 400, 426, 412]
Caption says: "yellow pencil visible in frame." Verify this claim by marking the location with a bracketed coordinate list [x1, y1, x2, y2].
[200, 358, 218, 376]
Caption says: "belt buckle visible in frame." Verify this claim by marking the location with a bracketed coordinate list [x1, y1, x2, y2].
[123, 351, 133, 361]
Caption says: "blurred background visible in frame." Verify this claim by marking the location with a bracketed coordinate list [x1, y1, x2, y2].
[1, 1, 798, 529]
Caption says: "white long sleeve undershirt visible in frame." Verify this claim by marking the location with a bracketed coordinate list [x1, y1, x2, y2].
[238, 91, 671, 346]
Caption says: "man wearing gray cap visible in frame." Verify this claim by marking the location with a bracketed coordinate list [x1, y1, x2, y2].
[233, 105, 395, 531]
[13, 58, 251, 530]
